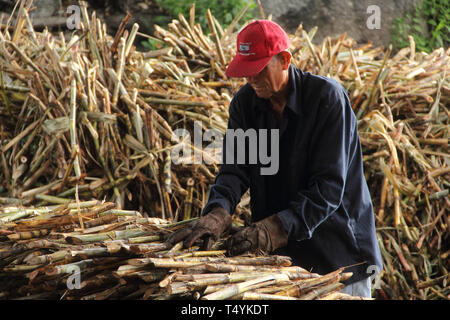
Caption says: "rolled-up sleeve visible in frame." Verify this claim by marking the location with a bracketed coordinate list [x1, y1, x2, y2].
[277, 85, 355, 241]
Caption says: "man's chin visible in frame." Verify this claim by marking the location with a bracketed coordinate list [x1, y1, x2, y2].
[254, 90, 271, 99]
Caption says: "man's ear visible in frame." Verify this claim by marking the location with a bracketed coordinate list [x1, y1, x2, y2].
[279, 51, 292, 70]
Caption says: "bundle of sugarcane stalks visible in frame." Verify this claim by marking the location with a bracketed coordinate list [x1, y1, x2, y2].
[0, 0, 449, 299]
[0, 200, 364, 300]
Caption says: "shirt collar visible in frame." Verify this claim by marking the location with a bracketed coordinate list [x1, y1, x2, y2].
[285, 64, 301, 115]
[251, 64, 302, 116]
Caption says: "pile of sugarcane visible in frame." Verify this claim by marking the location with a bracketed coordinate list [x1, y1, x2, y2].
[0, 1, 448, 299]
[358, 104, 449, 299]
[0, 0, 250, 222]
[0, 200, 364, 300]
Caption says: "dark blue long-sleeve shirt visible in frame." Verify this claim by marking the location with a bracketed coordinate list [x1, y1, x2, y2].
[202, 65, 383, 284]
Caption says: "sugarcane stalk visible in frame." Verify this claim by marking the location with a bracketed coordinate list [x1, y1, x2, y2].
[416, 189, 449, 207]
[124, 23, 139, 58]
[68, 201, 115, 215]
[129, 255, 291, 268]
[70, 247, 110, 258]
[34, 194, 72, 204]
[65, 228, 151, 244]
[298, 282, 344, 300]
[56, 184, 89, 198]
[7, 229, 50, 241]
[201, 273, 290, 300]
[114, 264, 149, 277]
[83, 214, 118, 229]
[26, 250, 69, 265]
[319, 292, 372, 300]
[183, 178, 194, 220]
[5, 41, 57, 94]
[187, 270, 299, 289]
[168, 272, 275, 295]
[159, 270, 181, 288]
[3, 264, 44, 273]
[127, 235, 162, 244]
[112, 38, 126, 108]
[249, 283, 297, 295]
[138, 271, 168, 283]
[202, 283, 230, 295]
[0, 209, 33, 222]
[67, 78, 82, 180]
[416, 274, 450, 290]
[242, 291, 299, 300]
[11, 5, 27, 44]
[129, 242, 170, 254]
[163, 241, 183, 257]
[19, 180, 62, 200]
[175, 250, 226, 259]
[1, 119, 40, 153]
[192, 23, 213, 52]
[45, 259, 94, 275]
[27, 137, 58, 177]
[204, 264, 308, 273]
[206, 9, 226, 67]
[13, 125, 41, 165]
[274, 268, 348, 297]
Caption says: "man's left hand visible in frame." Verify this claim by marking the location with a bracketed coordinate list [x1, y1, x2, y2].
[226, 214, 288, 256]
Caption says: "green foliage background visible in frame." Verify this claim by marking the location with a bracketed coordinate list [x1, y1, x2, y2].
[391, 0, 449, 52]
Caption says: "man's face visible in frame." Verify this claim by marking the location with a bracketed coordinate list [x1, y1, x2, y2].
[245, 55, 286, 99]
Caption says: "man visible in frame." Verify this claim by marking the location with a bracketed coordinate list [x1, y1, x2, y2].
[167, 20, 383, 298]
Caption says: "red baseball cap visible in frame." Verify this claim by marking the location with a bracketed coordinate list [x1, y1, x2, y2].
[225, 20, 289, 78]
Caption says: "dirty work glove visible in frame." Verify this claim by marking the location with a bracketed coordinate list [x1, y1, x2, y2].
[166, 207, 232, 250]
[226, 214, 288, 256]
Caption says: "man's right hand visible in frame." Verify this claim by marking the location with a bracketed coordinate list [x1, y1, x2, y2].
[166, 207, 232, 250]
